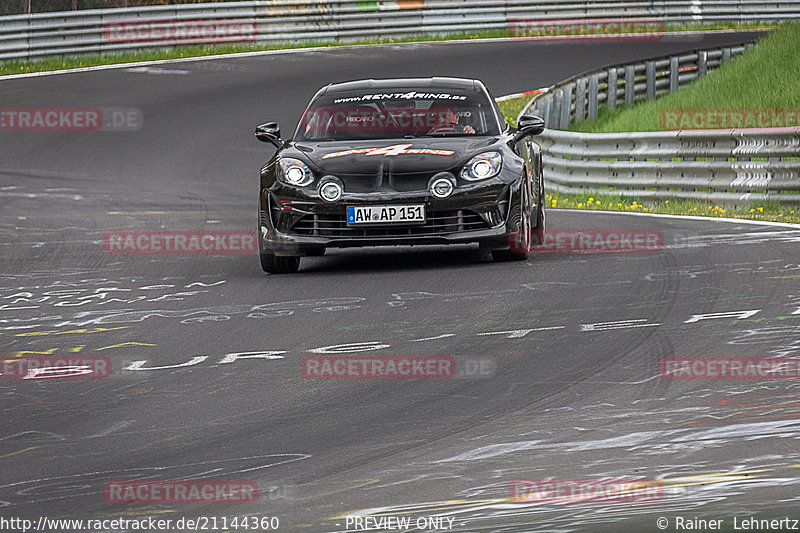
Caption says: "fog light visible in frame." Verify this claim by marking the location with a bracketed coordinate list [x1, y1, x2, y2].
[430, 177, 454, 198]
[319, 180, 343, 202]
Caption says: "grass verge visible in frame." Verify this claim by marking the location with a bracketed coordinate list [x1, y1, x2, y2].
[497, 95, 533, 126]
[570, 21, 800, 133]
[544, 190, 799, 224]
[0, 22, 777, 77]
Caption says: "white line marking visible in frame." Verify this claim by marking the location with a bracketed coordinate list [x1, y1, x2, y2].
[581, 319, 660, 332]
[411, 334, 456, 342]
[478, 326, 565, 339]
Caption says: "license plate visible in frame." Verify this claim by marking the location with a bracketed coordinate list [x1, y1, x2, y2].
[347, 205, 425, 225]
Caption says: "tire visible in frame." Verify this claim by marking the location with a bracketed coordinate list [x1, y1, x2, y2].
[531, 194, 545, 244]
[260, 251, 300, 274]
[492, 187, 531, 262]
[491, 247, 528, 262]
[258, 225, 300, 273]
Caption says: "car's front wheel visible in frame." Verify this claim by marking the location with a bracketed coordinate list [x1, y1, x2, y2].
[492, 187, 531, 262]
[260, 251, 300, 274]
[258, 227, 300, 273]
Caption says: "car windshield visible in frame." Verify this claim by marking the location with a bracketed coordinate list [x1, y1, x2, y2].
[294, 89, 502, 141]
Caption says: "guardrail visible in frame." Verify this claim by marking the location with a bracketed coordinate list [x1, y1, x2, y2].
[519, 36, 800, 204]
[523, 43, 753, 130]
[536, 128, 800, 203]
[0, 0, 799, 62]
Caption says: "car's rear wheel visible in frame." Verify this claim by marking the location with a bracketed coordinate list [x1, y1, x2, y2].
[532, 193, 545, 241]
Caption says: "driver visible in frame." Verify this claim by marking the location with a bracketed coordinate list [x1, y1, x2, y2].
[429, 106, 475, 134]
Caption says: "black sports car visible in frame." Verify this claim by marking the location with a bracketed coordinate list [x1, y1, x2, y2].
[256, 77, 545, 273]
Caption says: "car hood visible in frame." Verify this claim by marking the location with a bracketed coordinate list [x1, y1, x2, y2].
[290, 137, 499, 175]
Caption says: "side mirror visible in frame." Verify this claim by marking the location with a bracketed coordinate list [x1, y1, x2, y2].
[255, 122, 282, 149]
[512, 115, 545, 143]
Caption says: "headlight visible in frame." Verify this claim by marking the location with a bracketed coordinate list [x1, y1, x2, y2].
[460, 152, 502, 181]
[278, 158, 314, 187]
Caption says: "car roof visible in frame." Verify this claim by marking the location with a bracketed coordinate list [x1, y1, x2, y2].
[320, 77, 482, 95]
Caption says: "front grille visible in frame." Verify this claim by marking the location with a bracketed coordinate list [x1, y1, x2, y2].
[291, 209, 489, 237]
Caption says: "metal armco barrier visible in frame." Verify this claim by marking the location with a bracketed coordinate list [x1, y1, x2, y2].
[520, 37, 800, 204]
[536, 128, 800, 203]
[1, 0, 800, 61]
[524, 43, 753, 129]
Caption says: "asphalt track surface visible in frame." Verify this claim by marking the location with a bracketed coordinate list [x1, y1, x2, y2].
[2, 31, 800, 533]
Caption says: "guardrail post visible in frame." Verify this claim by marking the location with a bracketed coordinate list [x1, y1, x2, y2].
[543, 97, 553, 128]
[549, 94, 560, 128]
[588, 74, 598, 120]
[607, 67, 617, 111]
[669, 56, 679, 92]
[552, 88, 563, 129]
[722, 47, 731, 63]
[646, 60, 656, 100]
[575, 77, 586, 122]
[625, 65, 635, 107]
[698, 50, 707, 77]
[560, 83, 573, 128]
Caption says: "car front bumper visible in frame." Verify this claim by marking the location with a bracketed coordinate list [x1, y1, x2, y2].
[259, 179, 520, 256]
